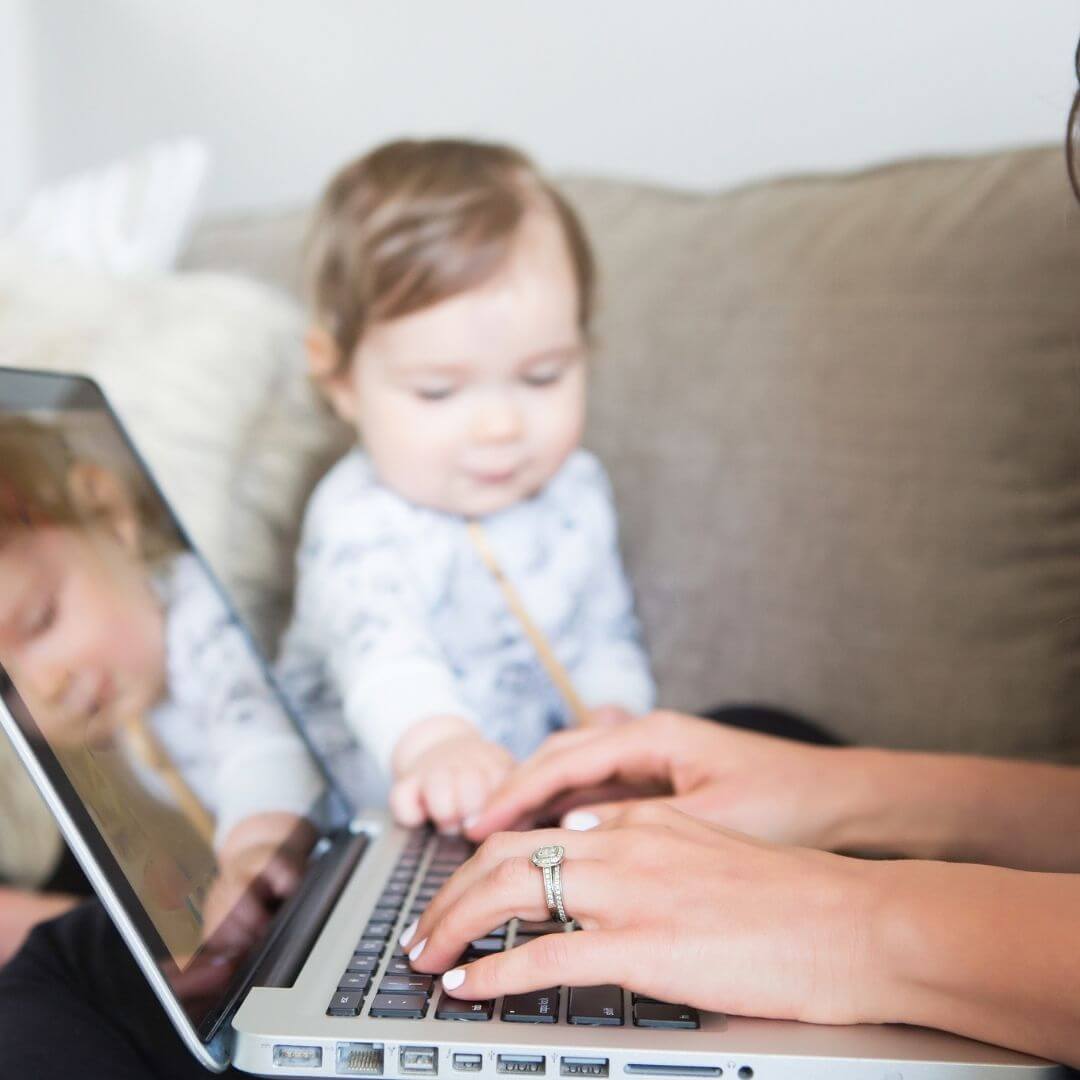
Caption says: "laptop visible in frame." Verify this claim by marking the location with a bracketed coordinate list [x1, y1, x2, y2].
[0, 366, 1061, 1079]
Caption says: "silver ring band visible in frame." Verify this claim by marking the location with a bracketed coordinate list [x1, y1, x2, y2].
[531, 844, 572, 923]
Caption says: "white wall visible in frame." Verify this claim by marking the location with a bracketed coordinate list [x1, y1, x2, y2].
[9, 0, 1080, 218]
[0, 0, 35, 219]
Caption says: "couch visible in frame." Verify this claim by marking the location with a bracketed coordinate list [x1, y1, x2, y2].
[180, 144, 1080, 762]
[3, 144, 1079, 884]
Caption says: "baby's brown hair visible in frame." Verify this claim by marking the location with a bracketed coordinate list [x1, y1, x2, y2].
[0, 414, 180, 564]
[306, 138, 596, 372]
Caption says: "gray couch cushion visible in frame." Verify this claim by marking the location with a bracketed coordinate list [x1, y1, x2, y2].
[180, 146, 1080, 760]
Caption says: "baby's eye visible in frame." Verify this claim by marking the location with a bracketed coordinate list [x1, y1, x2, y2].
[522, 366, 563, 388]
[414, 385, 456, 401]
[21, 597, 57, 639]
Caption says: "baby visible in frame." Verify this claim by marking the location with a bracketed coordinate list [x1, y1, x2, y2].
[277, 138, 655, 833]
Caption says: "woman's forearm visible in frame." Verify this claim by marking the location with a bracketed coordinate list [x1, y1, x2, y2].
[862, 858, 1080, 1067]
[826, 747, 1080, 871]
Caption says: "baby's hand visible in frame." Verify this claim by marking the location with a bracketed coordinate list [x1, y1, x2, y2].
[390, 724, 514, 834]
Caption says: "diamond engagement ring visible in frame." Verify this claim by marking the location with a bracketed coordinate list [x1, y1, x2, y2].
[531, 844, 571, 923]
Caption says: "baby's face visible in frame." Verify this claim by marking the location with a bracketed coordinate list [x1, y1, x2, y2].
[0, 526, 167, 748]
[343, 209, 586, 517]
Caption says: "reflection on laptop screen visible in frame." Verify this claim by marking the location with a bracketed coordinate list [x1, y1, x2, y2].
[0, 371, 348, 1033]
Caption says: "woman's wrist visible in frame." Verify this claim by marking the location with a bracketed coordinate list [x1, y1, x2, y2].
[817, 746, 978, 860]
[862, 857, 1080, 1065]
[821, 747, 1080, 871]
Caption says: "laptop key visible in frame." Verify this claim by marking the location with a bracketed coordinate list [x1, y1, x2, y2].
[468, 937, 504, 954]
[354, 940, 384, 958]
[363, 921, 393, 941]
[346, 954, 379, 973]
[379, 973, 434, 994]
[436, 994, 494, 1021]
[338, 972, 372, 992]
[327, 990, 365, 1017]
[568, 985, 623, 1026]
[369, 992, 428, 1019]
[502, 988, 560, 1023]
[633, 1002, 699, 1029]
[386, 957, 414, 975]
[515, 920, 564, 935]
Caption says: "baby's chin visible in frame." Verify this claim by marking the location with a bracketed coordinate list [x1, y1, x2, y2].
[396, 473, 544, 519]
[452, 477, 551, 519]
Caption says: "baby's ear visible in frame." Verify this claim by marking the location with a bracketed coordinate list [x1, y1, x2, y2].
[65, 462, 140, 554]
[306, 326, 359, 423]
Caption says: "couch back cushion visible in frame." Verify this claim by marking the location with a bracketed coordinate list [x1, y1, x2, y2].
[180, 146, 1080, 760]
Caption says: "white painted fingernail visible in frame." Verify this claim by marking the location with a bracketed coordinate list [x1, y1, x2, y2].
[463, 814, 479, 831]
[563, 810, 600, 831]
[400, 919, 418, 948]
[442, 968, 466, 991]
[409, 938, 428, 962]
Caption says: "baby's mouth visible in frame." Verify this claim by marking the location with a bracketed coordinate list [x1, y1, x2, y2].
[77, 674, 117, 747]
[470, 463, 523, 485]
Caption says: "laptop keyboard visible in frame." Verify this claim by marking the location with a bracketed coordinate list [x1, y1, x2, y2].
[327, 832, 699, 1030]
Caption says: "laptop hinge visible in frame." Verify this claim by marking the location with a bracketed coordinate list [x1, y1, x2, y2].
[201, 826, 369, 1045]
[252, 828, 370, 988]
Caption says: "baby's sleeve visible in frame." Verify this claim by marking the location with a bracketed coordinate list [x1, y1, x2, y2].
[568, 457, 657, 715]
[164, 560, 326, 846]
[280, 502, 477, 779]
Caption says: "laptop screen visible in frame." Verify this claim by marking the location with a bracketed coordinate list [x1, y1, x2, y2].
[0, 368, 352, 1043]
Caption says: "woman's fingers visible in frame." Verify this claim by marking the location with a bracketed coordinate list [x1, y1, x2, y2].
[438, 930, 634, 1001]
[466, 720, 671, 840]
[563, 792, 724, 834]
[412, 857, 612, 973]
[407, 830, 614, 964]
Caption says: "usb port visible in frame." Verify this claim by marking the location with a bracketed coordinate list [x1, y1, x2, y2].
[401, 1046, 439, 1075]
[498, 1054, 546, 1074]
[453, 1053, 483, 1072]
[561, 1058, 609, 1077]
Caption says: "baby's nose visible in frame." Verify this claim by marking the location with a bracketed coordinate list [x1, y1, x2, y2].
[471, 397, 523, 441]
[25, 661, 70, 706]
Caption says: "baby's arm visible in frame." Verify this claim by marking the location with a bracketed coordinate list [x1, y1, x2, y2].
[569, 458, 656, 720]
[193, 591, 325, 912]
[282, 508, 511, 832]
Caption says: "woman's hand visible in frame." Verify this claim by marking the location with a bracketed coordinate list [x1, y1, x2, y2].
[405, 803, 882, 1026]
[466, 711, 864, 850]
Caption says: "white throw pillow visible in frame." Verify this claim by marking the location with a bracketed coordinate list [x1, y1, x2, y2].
[7, 139, 210, 275]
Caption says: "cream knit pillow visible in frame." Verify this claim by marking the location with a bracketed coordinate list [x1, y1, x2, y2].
[0, 250, 330, 885]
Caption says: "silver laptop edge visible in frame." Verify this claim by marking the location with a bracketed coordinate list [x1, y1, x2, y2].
[0, 697, 229, 1072]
